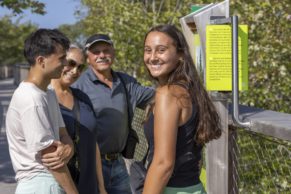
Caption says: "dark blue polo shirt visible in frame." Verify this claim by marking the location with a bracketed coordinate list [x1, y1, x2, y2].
[73, 66, 154, 154]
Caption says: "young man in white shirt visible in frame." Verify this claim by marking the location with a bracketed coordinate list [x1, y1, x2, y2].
[6, 29, 78, 194]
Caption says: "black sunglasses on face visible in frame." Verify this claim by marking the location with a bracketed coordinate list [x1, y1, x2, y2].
[65, 59, 86, 72]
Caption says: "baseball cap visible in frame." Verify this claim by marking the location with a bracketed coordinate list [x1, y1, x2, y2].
[84, 34, 113, 49]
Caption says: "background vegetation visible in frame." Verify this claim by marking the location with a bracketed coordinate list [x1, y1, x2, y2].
[1, 0, 290, 192]
[1, 0, 290, 113]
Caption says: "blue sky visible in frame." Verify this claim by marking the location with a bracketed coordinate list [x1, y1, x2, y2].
[0, 0, 83, 28]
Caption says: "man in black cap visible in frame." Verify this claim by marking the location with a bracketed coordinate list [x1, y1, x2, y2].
[73, 34, 154, 194]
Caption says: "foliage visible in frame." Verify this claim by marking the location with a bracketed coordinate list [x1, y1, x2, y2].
[1, 0, 289, 111]
[58, 21, 86, 47]
[231, 0, 291, 113]
[0, 0, 290, 192]
[0, 16, 37, 65]
[80, 0, 201, 85]
[0, 0, 45, 14]
[229, 2, 290, 192]
[236, 130, 291, 193]
[79, 0, 291, 113]
[79, 2, 291, 193]
[0, 0, 44, 65]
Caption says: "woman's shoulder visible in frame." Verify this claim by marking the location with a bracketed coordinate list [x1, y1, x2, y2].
[156, 84, 190, 98]
[156, 85, 192, 111]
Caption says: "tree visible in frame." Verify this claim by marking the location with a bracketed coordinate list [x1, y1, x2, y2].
[231, 0, 291, 113]
[0, 16, 37, 65]
[80, 0, 199, 85]
[78, 1, 291, 192]
[0, 0, 43, 66]
[80, 0, 291, 113]
[0, 0, 45, 14]
[230, 2, 290, 192]
[58, 21, 86, 47]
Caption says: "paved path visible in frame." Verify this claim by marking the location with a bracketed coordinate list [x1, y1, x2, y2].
[0, 78, 17, 194]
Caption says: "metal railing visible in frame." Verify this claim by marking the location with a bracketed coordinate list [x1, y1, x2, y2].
[0, 65, 14, 80]
[13, 64, 30, 86]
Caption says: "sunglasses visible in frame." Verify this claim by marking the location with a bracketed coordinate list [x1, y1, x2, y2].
[65, 59, 86, 72]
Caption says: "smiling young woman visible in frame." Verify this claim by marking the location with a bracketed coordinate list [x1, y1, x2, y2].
[142, 24, 222, 194]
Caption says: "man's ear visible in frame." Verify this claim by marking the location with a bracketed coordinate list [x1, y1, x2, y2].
[35, 56, 46, 68]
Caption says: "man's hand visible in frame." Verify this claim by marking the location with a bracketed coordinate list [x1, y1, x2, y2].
[41, 140, 73, 169]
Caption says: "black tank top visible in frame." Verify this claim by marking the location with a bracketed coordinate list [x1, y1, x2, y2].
[143, 105, 202, 187]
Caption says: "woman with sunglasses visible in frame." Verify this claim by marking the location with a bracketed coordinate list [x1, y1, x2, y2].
[47, 45, 107, 194]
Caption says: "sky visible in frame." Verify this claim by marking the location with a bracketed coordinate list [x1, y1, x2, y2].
[0, 0, 83, 28]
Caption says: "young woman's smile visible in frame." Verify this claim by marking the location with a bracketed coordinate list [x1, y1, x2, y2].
[144, 31, 181, 84]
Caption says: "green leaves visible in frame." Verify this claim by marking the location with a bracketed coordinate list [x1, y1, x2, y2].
[58, 21, 86, 47]
[0, 0, 45, 15]
[77, 0, 291, 112]
[0, 1, 44, 65]
[80, 0, 196, 84]
[0, 16, 37, 65]
[231, 0, 291, 113]
[0, 0, 289, 113]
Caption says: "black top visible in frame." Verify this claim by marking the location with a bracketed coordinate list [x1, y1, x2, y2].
[60, 88, 99, 194]
[73, 67, 154, 154]
[143, 105, 202, 187]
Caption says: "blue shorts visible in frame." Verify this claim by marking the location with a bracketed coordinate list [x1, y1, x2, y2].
[15, 172, 65, 194]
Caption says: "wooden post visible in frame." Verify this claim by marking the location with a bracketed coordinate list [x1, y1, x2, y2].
[206, 94, 228, 194]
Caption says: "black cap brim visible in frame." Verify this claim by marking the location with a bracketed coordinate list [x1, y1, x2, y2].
[85, 39, 113, 49]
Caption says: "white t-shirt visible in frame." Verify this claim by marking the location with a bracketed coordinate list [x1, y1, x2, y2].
[6, 82, 65, 181]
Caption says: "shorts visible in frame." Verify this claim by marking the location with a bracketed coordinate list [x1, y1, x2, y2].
[15, 172, 65, 194]
[163, 182, 207, 194]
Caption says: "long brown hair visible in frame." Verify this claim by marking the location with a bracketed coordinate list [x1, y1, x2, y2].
[144, 24, 221, 144]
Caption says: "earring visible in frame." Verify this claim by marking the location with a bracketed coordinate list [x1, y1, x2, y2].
[179, 58, 184, 64]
